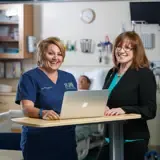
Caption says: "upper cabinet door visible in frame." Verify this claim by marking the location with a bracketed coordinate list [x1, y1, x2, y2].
[0, 4, 33, 59]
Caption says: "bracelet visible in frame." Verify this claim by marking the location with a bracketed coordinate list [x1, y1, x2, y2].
[39, 108, 43, 119]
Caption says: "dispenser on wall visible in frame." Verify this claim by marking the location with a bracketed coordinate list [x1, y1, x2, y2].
[140, 33, 155, 49]
[27, 36, 36, 53]
[80, 39, 95, 53]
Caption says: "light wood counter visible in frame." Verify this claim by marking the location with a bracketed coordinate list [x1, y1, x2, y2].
[11, 114, 141, 128]
[11, 113, 141, 160]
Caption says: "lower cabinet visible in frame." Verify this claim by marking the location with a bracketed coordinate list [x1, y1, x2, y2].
[0, 93, 21, 113]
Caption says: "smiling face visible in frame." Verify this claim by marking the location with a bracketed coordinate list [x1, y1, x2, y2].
[112, 31, 149, 69]
[43, 44, 63, 71]
[115, 39, 134, 64]
[37, 37, 65, 71]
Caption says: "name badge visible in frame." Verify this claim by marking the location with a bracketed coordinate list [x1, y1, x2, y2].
[41, 86, 52, 90]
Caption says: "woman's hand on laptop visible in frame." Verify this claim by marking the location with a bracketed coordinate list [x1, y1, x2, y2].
[43, 110, 60, 120]
[104, 107, 125, 116]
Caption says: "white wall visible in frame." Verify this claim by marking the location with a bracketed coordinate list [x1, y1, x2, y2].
[32, 1, 160, 68]
[2, 0, 160, 88]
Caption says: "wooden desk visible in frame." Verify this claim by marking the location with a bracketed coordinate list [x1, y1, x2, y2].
[11, 114, 141, 160]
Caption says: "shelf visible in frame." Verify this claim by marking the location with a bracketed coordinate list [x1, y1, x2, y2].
[0, 22, 18, 25]
[0, 53, 18, 54]
[0, 4, 33, 59]
[0, 40, 18, 42]
[0, 92, 16, 96]
[0, 53, 22, 59]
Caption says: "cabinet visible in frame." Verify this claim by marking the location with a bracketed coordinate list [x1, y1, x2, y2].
[0, 4, 33, 59]
[0, 93, 21, 113]
[0, 93, 22, 133]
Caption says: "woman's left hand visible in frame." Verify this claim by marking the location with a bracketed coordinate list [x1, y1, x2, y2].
[104, 108, 125, 116]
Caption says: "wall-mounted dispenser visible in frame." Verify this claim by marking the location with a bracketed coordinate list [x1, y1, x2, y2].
[140, 33, 155, 49]
[27, 36, 36, 53]
[80, 39, 95, 53]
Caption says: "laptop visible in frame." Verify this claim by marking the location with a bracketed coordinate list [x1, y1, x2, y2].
[60, 89, 108, 119]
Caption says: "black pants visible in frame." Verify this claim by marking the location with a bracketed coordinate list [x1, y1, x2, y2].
[96, 139, 149, 160]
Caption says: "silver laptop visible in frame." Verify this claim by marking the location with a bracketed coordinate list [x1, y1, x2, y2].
[60, 89, 108, 119]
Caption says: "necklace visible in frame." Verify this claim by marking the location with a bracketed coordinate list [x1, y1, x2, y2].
[116, 73, 123, 84]
[117, 74, 122, 77]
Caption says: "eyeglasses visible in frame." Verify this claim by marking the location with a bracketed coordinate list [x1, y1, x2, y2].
[116, 46, 134, 52]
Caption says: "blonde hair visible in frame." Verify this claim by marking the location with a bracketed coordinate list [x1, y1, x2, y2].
[37, 37, 65, 66]
[112, 31, 149, 70]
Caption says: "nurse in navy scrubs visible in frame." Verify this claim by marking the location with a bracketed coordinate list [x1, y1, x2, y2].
[15, 37, 78, 160]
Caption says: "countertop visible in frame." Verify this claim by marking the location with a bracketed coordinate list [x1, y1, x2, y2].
[0, 92, 16, 96]
[12, 114, 141, 127]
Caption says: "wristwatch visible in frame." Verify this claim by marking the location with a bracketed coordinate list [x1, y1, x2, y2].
[39, 108, 43, 119]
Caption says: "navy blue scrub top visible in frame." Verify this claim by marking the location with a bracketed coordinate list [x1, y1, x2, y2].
[15, 67, 77, 150]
